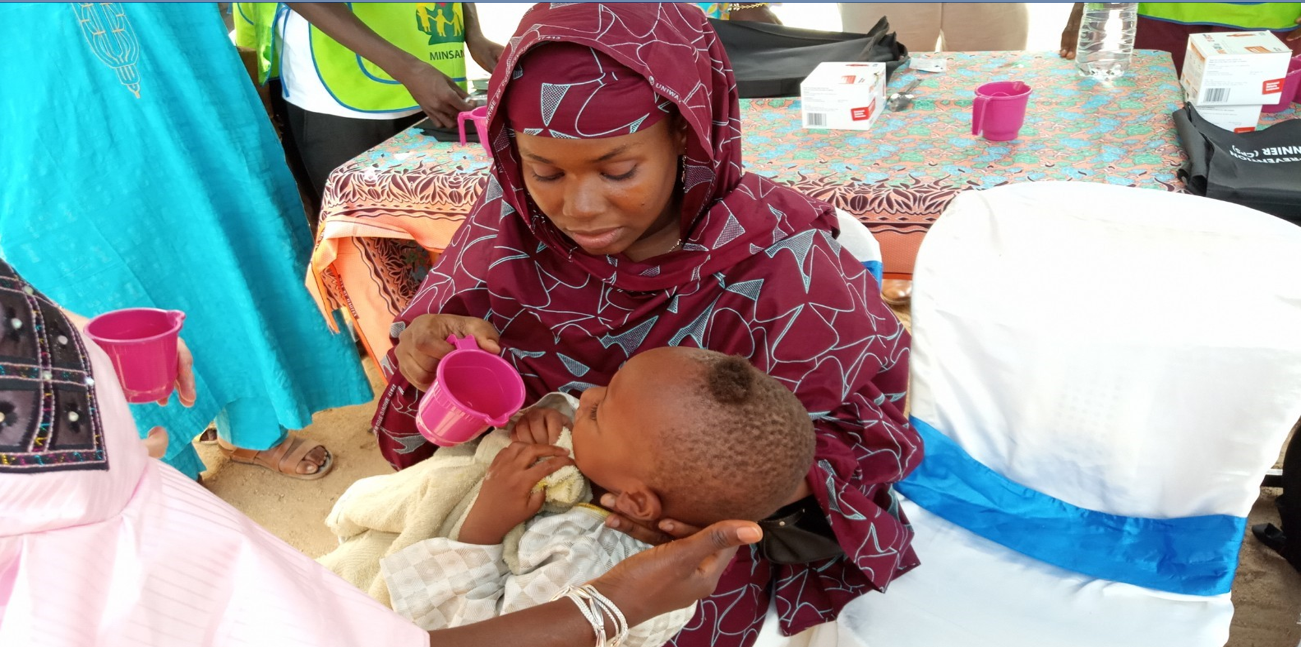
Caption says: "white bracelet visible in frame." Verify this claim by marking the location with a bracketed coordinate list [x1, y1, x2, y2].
[582, 584, 629, 647]
[553, 585, 630, 647]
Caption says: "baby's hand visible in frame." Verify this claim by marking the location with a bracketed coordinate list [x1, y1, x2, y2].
[511, 406, 569, 445]
[458, 442, 573, 545]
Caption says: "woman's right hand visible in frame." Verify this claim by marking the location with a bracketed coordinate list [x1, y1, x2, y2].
[590, 520, 762, 626]
[396, 314, 502, 391]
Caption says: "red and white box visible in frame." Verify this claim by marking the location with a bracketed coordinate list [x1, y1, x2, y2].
[1193, 103, 1262, 133]
[1181, 31, 1292, 107]
[801, 62, 885, 131]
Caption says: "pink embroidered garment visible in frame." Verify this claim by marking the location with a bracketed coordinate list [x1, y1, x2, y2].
[370, 4, 922, 646]
[0, 261, 426, 647]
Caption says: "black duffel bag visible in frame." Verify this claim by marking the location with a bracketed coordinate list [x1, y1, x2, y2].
[709, 16, 908, 98]
[1173, 103, 1301, 225]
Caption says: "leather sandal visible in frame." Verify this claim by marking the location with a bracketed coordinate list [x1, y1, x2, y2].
[217, 434, 335, 481]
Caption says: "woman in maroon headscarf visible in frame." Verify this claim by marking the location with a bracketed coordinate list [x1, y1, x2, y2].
[371, 4, 921, 646]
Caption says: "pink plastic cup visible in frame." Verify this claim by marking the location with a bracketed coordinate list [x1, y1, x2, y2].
[457, 106, 491, 158]
[83, 308, 185, 404]
[416, 335, 525, 447]
[1262, 56, 1300, 114]
[972, 81, 1032, 142]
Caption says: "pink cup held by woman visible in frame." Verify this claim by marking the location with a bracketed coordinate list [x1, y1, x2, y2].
[83, 308, 185, 404]
[416, 335, 525, 447]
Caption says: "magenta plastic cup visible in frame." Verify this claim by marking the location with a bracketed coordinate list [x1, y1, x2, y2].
[416, 335, 525, 447]
[972, 81, 1032, 142]
[84, 308, 185, 404]
[457, 106, 491, 158]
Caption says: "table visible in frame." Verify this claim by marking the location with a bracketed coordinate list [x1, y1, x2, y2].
[307, 50, 1298, 368]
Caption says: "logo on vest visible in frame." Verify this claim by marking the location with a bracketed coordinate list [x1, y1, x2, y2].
[416, 3, 464, 46]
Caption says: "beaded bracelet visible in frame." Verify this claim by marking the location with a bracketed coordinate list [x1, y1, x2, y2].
[730, 3, 770, 11]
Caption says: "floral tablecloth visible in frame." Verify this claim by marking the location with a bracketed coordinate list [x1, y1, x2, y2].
[306, 50, 1299, 368]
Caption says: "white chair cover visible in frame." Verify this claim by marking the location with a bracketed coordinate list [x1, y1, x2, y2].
[756, 182, 1300, 647]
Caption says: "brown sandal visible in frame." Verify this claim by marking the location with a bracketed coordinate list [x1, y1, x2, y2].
[217, 435, 335, 481]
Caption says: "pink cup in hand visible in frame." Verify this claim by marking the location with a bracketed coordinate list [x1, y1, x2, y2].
[457, 106, 491, 158]
[84, 308, 185, 404]
[416, 335, 525, 447]
[972, 81, 1032, 142]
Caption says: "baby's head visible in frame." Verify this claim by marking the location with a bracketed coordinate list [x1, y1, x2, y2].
[570, 347, 815, 528]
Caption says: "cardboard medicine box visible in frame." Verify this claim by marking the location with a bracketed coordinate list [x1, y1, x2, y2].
[801, 62, 885, 131]
[1181, 31, 1292, 107]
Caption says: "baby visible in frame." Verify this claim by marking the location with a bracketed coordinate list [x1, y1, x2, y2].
[336, 347, 814, 646]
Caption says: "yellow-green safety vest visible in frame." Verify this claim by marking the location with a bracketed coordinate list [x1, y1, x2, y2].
[235, 2, 279, 84]
[236, 3, 468, 112]
[1137, 3, 1301, 31]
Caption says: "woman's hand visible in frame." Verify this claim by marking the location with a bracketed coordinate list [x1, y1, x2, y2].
[143, 426, 169, 459]
[511, 407, 568, 445]
[599, 493, 702, 545]
[396, 314, 502, 391]
[590, 520, 762, 626]
[465, 32, 504, 75]
[162, 338, 197, 407]
[458, 442, 573, 545]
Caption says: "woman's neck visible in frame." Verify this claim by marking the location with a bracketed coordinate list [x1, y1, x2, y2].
[622, 204, 682, 263]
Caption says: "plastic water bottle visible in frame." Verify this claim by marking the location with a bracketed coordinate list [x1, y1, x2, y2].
[1075, 3, 1138, 81]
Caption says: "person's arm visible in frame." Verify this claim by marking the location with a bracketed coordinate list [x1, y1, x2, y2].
[1060, 3, 1084, 59]
[462, 4, 504, 74]
[729, 3, 781, 24]
[427, 520, 763, 647]
[285, 2, 472, 127]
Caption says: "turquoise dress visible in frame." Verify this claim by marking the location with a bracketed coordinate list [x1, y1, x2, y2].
[0, 3, 372, 478]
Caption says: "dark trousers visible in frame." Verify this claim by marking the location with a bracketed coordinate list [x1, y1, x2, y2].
[281, 101, 424, 234]
[1277, 422, 1300, 568]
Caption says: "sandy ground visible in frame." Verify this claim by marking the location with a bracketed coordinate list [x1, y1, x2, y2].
[200, 304, 1300, 647]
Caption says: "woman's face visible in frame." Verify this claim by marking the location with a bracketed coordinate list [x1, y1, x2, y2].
[515, 118, 686, 260]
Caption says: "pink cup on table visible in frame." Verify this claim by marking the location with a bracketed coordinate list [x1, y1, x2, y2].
[457, 106, 491, 158]
[416, 335, 525, 447]
[972, 81, 1032, 142]
[1262, 56, 1300, 114]
[84, 308, 185, 404]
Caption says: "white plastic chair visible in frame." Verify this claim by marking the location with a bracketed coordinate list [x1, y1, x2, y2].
[755, 182, 1300, 647]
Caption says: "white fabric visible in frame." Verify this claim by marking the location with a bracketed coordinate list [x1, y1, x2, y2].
[754, 182, 1301, 647]
[832, 207, 882, 268]
[277, 8, 421, 120]
[382, 505, 695, 646]
[319, 393, 589, 604]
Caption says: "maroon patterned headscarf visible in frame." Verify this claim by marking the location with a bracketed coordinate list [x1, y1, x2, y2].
[503, 42, 672, 139]
[373, 4, 921, 646]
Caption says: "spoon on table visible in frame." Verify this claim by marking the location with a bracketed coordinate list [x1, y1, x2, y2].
[888, 79, 923, 112]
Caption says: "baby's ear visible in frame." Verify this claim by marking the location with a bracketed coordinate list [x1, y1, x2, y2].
[614, 484, 663, 524]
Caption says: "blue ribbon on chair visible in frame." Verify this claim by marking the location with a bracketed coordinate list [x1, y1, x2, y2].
[898, 417, 1246, 596]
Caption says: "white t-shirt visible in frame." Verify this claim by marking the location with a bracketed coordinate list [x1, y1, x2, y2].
[277, 8, 422, 121]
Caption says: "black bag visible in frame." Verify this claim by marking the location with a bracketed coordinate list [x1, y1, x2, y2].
[757, 496, 845, 565]
[709, 17, 908, 98]
[415, 118, 480, 144]
[1172, 103, 1301, 225]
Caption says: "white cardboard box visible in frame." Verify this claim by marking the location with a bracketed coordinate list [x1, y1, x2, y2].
[801, 62, 885, 131]
[1181, 31, 1291, 106]
[1194, 103, 1262, 133]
